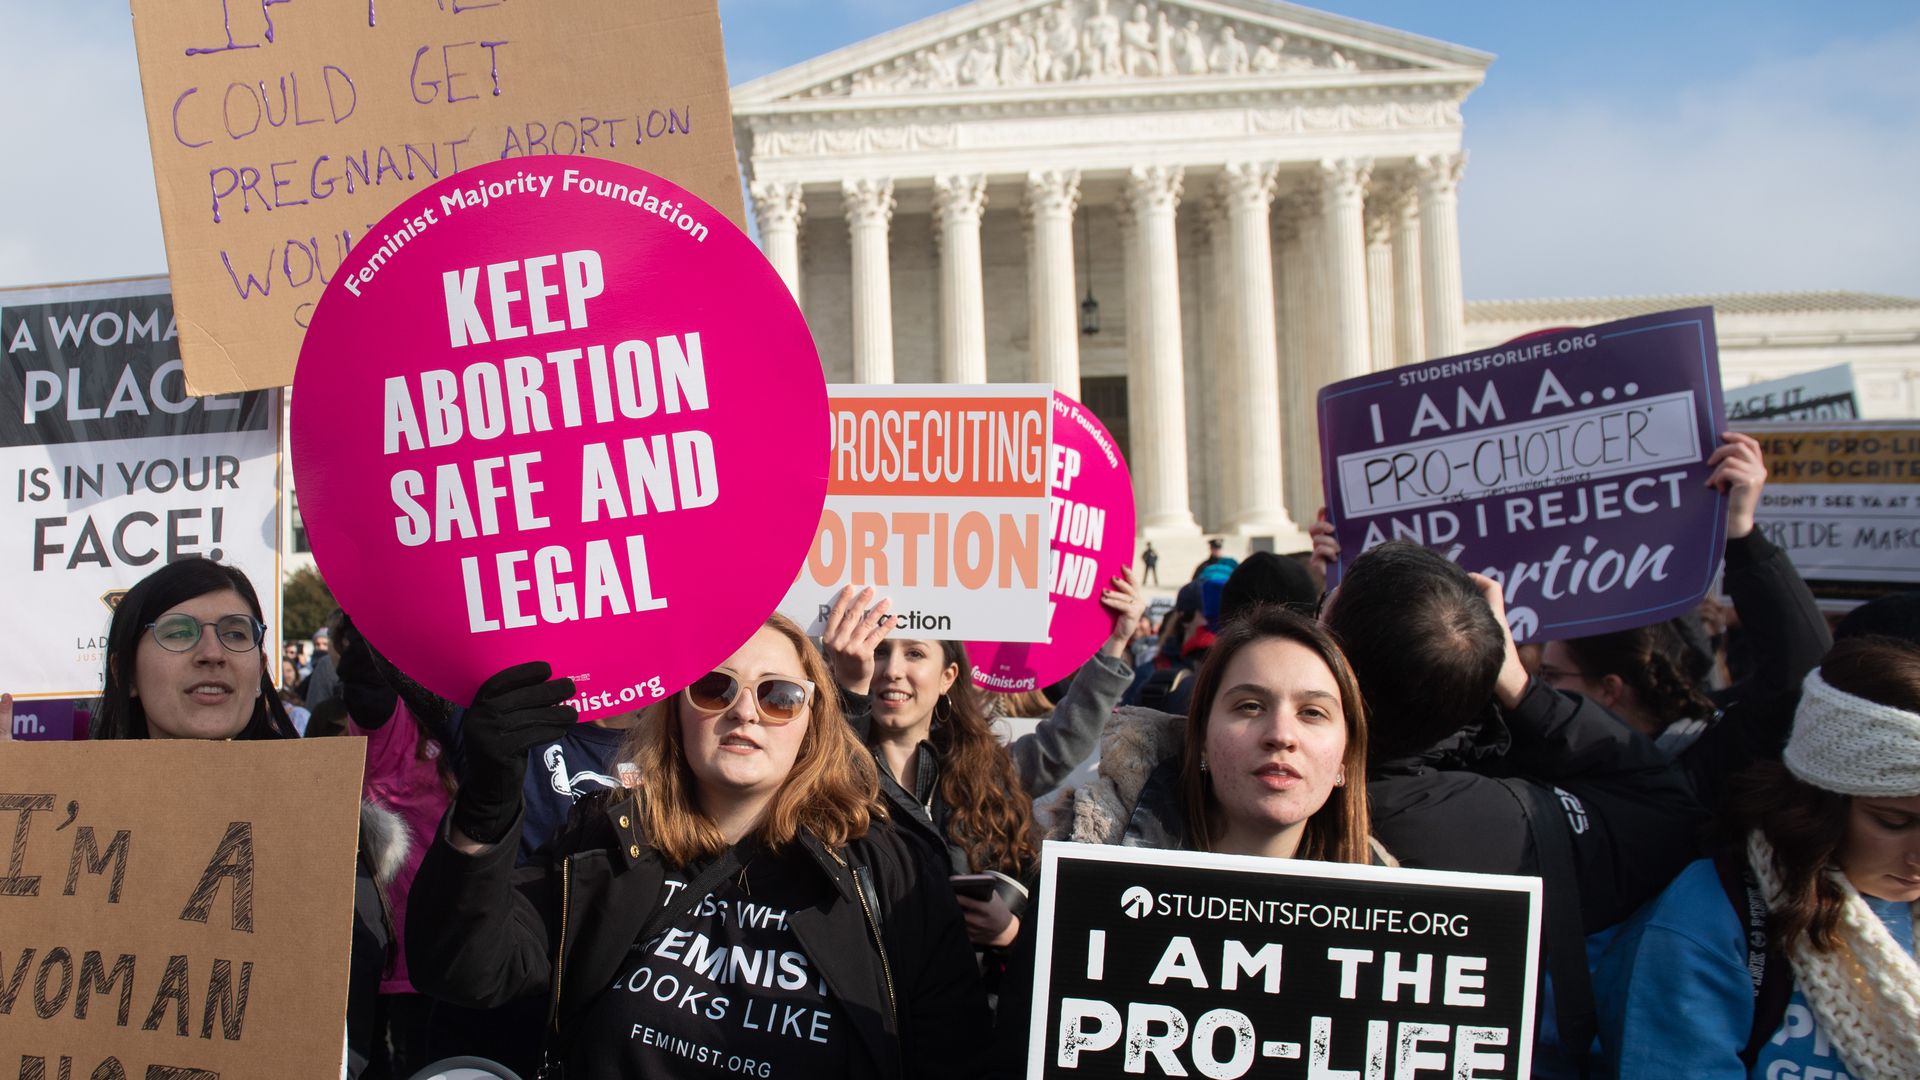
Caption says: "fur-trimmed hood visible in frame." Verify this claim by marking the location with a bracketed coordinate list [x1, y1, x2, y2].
[358, 800, 411, 887]
[1040, 706, 1185, 846]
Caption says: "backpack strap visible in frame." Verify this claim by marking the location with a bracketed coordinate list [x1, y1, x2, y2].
[1497, 778, 1594, 1077]
[1711, 846, 1791, 1068]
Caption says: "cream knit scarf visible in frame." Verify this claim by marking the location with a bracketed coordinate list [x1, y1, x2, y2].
[1747, 831, 1920, 1080]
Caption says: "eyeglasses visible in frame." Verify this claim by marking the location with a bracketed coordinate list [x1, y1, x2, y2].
[1537, 665, 1591, 683]
[146, 613, 267, 653]
[683, 671, 816, 724]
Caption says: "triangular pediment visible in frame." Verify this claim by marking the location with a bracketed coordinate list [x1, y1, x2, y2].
[732, 0, 1492, 106]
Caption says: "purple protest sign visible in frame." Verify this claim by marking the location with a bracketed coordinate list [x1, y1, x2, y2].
[1318, 308, 1727, 642]
[8, 698, 83, 741]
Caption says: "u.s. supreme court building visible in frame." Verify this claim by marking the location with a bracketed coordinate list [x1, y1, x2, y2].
[728, 0, 1920, 564]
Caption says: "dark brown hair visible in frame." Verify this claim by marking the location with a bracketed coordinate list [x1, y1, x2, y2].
[620, 614, 883, 867]
[1179, 605, 1373, 864]
[95, 557, 295, 741]
[1722, 635, 1920, 952]
[932, 641, 1040, 877]
[1561, 619, 1717, 729]
[1324, 541, 1505, 759]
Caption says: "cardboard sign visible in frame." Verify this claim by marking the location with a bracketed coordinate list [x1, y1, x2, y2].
[969, 392, 1136, 693]
[0, 279, 282, 700]
[291, 156, 827, 722]
[1027, 841, 1542, 1079]
[0, 738, 364, 1078]
[1726, 364, 1858, 422]
[1318, 309, 1727, 642]
[129, 0, 745, 395]
[778, 384, 1055, 643]
[1749, 421, 1920, 602]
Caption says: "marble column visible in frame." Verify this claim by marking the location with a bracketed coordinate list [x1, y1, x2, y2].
[1318, 157, 1374, 387]
[1025, 170, 1082, 399]
[1276, 194, 1322, 523]
[1220, 162, 1297, 538]
[1415, 152, 1467, 359]
[932, 175, 988, 384]
[749, 180, 805, 302]
[1117, 198, 1145, 465]
[1200, 191, 1240, 532]
[1389, 177, 1425, 365]
[1365, 205, 1395, 372]
[843, 178, 896, 384]
[1125, 165, 1199, 534]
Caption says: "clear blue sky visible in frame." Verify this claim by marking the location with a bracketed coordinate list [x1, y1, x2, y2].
[3, 0, 1915, 299]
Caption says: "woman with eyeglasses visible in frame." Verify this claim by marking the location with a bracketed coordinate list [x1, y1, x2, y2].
[405, 614, 990, 1079]
[88, 557, 297, 741]
[27, 557, 401, 1078]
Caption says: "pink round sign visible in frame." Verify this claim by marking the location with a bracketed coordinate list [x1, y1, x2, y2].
[968, 392, 1136, 693]
[291, 157, 828, 721]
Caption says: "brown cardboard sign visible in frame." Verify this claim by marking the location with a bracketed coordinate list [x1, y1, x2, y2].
[0, 738, 364, 1077]
[130, 0, 745, 395]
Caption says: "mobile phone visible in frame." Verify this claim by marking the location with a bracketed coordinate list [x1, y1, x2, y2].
[949, 873, 999, 902]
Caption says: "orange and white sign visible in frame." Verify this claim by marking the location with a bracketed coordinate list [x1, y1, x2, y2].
[779, 384, 1054, 642]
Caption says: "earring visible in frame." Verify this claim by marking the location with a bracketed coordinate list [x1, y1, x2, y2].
[934, 693, 954, 725]
[1198, 754, 1210, 773]
[1333, 770, 1346, 787]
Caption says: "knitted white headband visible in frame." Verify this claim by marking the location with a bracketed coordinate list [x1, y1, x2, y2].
[1783, 669, 1920, 798]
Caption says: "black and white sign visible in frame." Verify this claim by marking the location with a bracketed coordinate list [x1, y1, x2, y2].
[1, 279, 281, 699]
[1726, 364, 1858, 422]
[1027, 842, 1542, 1079]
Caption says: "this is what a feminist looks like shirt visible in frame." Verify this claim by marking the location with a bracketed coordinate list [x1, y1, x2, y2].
[570, 852, 850, 1078]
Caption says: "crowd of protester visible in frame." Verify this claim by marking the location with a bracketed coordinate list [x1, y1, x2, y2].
[2, 430, 1916, 1080]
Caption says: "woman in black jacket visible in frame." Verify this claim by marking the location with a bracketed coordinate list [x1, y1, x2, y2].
[406, 613, 990, 1079]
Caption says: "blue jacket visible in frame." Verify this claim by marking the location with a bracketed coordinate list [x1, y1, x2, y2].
[1595, 858, 1916, 1079]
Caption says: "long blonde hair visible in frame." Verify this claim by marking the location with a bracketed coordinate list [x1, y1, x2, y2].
[619, 614, 884, 866]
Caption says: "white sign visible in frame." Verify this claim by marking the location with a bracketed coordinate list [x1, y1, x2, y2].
[1726, 364, 1858, 422]
[1750, 421, 1920, 596]
[778, 384, 1055, 642]
[1, 280, 282, 699]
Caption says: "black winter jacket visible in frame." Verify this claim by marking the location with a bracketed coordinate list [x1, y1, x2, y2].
[1681, 530, 1831, 812]
[1367, 675, 1702, 934]
[406, 791, 991, 1080]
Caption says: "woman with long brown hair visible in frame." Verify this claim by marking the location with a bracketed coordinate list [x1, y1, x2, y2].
[986, 604, 1385, 1077]
[1050, 602, 1378, 864]
[820, 571, 1147, 952]
[406, 614, 989, 1079]
[1596, 636, 1920, 1079]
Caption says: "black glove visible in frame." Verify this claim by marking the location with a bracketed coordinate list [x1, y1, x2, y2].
[451, 662, 577, 846]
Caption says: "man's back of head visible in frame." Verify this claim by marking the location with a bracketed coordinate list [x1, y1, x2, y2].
[1324, 541, 1507, 761]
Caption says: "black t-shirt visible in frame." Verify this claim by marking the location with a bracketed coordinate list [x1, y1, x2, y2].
[569, 849, 850, 1078]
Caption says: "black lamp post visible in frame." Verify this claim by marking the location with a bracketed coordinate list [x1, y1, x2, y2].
[1079, 209, 1099, 336]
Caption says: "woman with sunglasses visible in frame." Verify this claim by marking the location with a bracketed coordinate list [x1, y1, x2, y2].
[406, 614, 990, 1079]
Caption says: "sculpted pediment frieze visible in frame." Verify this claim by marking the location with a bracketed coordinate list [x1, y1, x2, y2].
[782, 0, 1422, 101]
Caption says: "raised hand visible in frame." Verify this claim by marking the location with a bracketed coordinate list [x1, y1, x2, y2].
[1308, 509, 1340, 582]
[450, 662, 577, 847]
[1099, 568, 1148, 659]
[1706, 431, 1767, 540]
[1467, 573, 1530, 710]
[820, 585, 894, 696]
